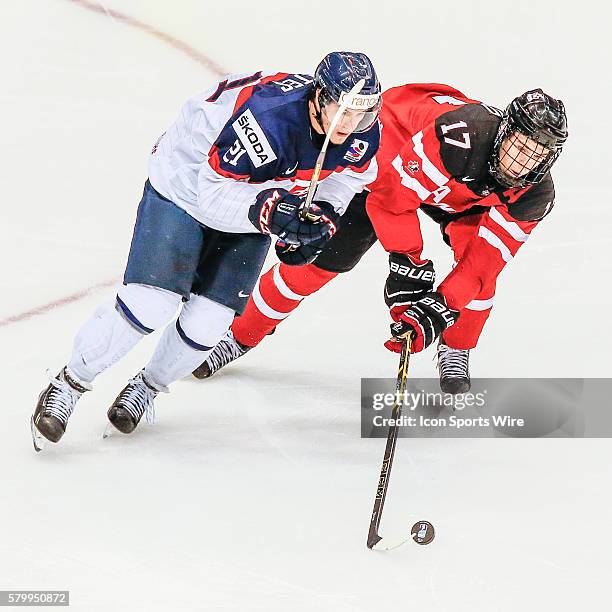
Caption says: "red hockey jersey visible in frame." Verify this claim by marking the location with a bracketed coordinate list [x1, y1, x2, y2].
[366, 84, 555, 311]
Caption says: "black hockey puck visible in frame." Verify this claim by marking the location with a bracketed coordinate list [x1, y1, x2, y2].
[411, 520, 435, 545]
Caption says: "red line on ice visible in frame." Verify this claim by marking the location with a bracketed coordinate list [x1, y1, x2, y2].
[2, 1, 227, 328]
[0, 279, 119, 327]
[66, 0, 227, 76]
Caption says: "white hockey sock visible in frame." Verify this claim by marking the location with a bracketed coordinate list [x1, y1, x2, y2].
[67, 299, 145, 383]
[144, 295, 234, 388]
[143, 322, 212, 388]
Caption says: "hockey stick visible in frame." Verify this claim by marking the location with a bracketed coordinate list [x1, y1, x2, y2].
[299, 78, 366, 221]
[367, 337, 412, 550]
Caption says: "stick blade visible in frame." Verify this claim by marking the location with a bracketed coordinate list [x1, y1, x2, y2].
[366, 532, 381, 550]
[370, 536, 410, 551]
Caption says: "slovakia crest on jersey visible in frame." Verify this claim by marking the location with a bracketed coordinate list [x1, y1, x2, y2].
[344, 139, 369, 163]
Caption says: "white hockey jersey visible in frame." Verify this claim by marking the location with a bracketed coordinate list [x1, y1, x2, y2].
[148, 70, 380, 233]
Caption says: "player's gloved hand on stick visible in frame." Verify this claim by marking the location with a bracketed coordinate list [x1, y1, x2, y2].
[384, 252, 435, 317]
[249, 188, 338, 246]
[384, 292, 459, 354]
[275, 233, 329, 266]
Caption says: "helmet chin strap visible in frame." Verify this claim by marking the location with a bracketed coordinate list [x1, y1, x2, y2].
[311, 90, 326, 134]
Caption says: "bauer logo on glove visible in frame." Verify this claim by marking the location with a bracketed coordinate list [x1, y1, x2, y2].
[389, 261, 435, 282]
[418, 295, 457, 328]
[385, 253, 436, 318]
[385, 291, 459, 354]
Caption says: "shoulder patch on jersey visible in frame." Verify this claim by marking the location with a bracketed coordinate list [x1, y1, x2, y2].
[505, 174, 556, 221]
[344, 138, 370, 163]
[435, 104, 501, 180]
[232, 108, 277, 168]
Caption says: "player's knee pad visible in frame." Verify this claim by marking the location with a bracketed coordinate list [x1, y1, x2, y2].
[69, 297, 146, 383]
[177, 295, 234, 351]
[116, 283, 182, 334]
[277, 263, 338, 297]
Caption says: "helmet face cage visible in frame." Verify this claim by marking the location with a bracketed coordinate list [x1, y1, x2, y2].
[313, 51, 382, 134]
[489, 90, 567, 189]
[489, 118, 561, 188]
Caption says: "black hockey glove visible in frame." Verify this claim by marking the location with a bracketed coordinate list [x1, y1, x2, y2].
[384, 253, 435, 317]
[385, 292, 459, 354]
[249, 188, 338, 246]
[274, 234, 328, 266]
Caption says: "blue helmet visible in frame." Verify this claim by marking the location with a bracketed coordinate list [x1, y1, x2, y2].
[313, 51, 382, 133]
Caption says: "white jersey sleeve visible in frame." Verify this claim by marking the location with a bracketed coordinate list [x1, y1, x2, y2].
[196, 165, 291, 233]
[148, 72, 280, 233]
[314, 157, 379, 215]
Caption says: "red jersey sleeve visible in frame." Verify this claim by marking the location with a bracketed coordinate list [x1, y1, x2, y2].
[438, 206, 538, 310]
[365, 154, 425, 259]
[438, 176, 555, 310]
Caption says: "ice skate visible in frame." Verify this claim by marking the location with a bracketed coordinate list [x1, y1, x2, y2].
[437, 341, 471, 395]
[31, 368, 91, 450]
[192, 330, 251, 379]
[106, 371, 167, 434]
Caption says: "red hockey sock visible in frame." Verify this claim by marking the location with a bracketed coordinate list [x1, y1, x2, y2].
[442, 299, 493, 350]
[232, 263, 338, 347]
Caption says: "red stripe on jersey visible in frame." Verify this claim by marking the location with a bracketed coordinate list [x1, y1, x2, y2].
[501, 185, 532, 204]
[294, 168, 335, 182]
[205, 79, 228, 103]
[232, 72, 291, 113]
[292, 159, 371, 184]
[206, 72, 263, 103]
[332, 159, 372, 175]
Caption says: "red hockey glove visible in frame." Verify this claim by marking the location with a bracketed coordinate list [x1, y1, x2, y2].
[384, 292, 459, 354]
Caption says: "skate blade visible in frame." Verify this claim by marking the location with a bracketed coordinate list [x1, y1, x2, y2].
[30, 416, 46, 452]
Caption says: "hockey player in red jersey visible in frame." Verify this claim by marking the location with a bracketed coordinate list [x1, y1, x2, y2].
[192, 84, 568, 394]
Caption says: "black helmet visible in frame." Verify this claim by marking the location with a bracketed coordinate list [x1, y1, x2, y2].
[312, 51, 382, 133]
[489, 89, 568, 188]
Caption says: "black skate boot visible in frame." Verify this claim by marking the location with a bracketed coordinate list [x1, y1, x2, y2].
[192, 330, 251, 379]
[32, 367, 91, 447]
[107, 371, 167, 434]
[437, 341, 471, 394]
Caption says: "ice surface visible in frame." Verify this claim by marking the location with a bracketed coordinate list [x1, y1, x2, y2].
[1, 1, 611, 610]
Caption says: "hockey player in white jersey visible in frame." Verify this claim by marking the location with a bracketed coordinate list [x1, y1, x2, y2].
[31, 52, 382, 448]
